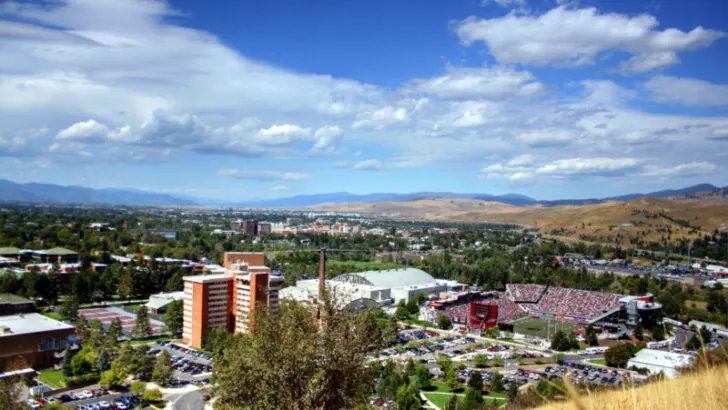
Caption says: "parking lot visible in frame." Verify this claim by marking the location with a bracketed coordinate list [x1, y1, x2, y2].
[152, 340, 213, 382]
[28, 386, 141, 410]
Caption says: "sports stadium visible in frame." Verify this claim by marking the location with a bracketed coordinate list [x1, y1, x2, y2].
[423, 283, 662, 337]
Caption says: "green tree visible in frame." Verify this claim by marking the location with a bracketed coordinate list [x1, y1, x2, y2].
[118, 267, 136, 301]
[490, 371, 504, 393]
[152, 350, 173, 387]
[132, 306, 153, 339]
[444, 393, 459, 410]
[445, 366, 461, 391]
[97, 350, 111, 373]
[604, 344, 637, 368]
[467, 371, 483, 392]
[130, 380, 146, 396]
[415, 364, 431, 390]
[508, 381, 519, 401]
[106, 317, 123, 346]
[74, 317, 88, 343]
[437, 314, 453, 330]
[60, 296, 79, 321]
[585, 325, 599, 346]
[686, 334, 702, 350]
[473, 354, 488, 369]
[550, 330, 571, 351]
[700, 326, 714, 344]
[405, 358, 416, 377]
[395, 382, 421, 410]
[213, 299, 384, 410]
[99, 361, 127, 389]
[633, 323, 644, 341]
[163, 300, 184, 335]
[129, 346, 154, 380]
[61, 349, 77, 377]
[87, 319, 106, 348]
[0, 379, 23, 409]
[444, 394, 460, 410]
[142, 388, 163, 402]
[651, 325, 665, 341]
[394, 300, 410, 321]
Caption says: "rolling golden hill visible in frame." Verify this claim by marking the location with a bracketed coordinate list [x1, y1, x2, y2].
[535, 364, 727, 410]
[315, 197, 728, 246]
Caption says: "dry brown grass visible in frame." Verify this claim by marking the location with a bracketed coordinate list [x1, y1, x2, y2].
[316, 196, 728, 246]
[534, 365, 728, 410]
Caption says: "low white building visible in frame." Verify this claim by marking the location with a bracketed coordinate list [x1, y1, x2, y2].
[146, 291, 185, 314]
[626, 349, 693, 379]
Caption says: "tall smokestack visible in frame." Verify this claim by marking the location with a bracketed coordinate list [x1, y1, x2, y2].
[319, 248, 326, 300]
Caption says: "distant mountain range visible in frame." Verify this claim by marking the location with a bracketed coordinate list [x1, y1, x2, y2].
[0, 179, 195, 206]
[0, 178, 724, 208]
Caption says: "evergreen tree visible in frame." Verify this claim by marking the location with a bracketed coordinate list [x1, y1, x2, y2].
[508, 381, 518, 401]
[118, 266, 136, 301]
[395, 382, 421, 410]
[163, 300, 184, 335]
[467, 372, 483, 392]
[405, 358, 416, 377]
[490, 372, 504, 393]
[61, 349, 77, 377]
[415, 364, 431, 390]
[106, 317, 123, 346]
[152, 350, 173, 387]
[60, 295, 79, 321]
[133, 306, 153, 339]
[100, 361, 127, 389]
[97, 349, 111, 372]
[444, 393, 459, 410]
[585, 325, 599, 346]
[633, 323, 644, 340]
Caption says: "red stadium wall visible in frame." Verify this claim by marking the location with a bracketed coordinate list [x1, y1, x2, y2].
[469, 301, 498, 330]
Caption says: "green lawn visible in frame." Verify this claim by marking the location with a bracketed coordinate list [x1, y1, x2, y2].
[38, 368, 66, 388]
[513, 317, 583, 339]
[42, 312, 64, 321]
[423, 392, 508, 409]
[588, 359, 608, 366]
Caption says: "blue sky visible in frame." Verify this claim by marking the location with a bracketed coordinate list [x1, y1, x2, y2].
[1, 0, 728, 201]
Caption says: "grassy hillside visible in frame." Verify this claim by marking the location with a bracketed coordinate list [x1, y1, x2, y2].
[316, 196, 728, 246]
[536, 365, 727, 410]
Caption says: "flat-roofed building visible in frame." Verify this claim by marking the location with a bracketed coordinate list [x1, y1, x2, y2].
[0, 294, 35, 316]
[182, 253, 282, 349]
[0, 313, 75, 371]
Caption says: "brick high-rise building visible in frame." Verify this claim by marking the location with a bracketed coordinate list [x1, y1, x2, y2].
[182, 252, 282, 348]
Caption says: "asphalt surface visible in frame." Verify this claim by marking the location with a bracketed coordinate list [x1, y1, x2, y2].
[174, 390, 204, 410]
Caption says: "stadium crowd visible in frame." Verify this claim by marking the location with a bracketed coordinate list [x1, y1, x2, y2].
[506, 284, 547, 303]
[528, 287, 623, 321]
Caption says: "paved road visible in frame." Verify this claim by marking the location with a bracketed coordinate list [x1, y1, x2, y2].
[174, 390, 204, 410]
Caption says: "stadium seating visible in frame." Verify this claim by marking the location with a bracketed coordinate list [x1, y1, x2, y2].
[529, 287, 622, 321]
[506, 284, 547, 302]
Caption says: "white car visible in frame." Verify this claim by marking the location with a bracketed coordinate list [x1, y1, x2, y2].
[114, 401, 129, 410]
[25, 400, 42, 409]
[98, 401, 111, 409]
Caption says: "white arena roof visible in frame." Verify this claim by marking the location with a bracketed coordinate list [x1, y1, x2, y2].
[332, 268, 436, 289]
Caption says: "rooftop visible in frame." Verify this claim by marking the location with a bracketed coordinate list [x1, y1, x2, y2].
[332, 268, 437, 289]
[182, 274, 233, 283]
[628, 348, 693, 368]
[43, 247, 78, 256]
[0, 247, 21, 255]
[0, 313, 74, 337]
[0, 293, 34, 305]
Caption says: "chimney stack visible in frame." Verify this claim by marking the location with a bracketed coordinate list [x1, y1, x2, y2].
[319, 248, 326, 300]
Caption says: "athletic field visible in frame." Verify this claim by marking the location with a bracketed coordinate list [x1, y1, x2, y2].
[513, 317, 583, 338]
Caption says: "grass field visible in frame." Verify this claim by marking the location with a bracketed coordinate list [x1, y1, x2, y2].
[589, 359, 608, 366]
[38, 368, 66, 388]
[513, 317, 583, 339]
[686, 300, 708, 310]
[424, 392, 508, 408]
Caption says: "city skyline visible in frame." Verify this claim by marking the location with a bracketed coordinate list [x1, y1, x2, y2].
[1, 0, 728, 201]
